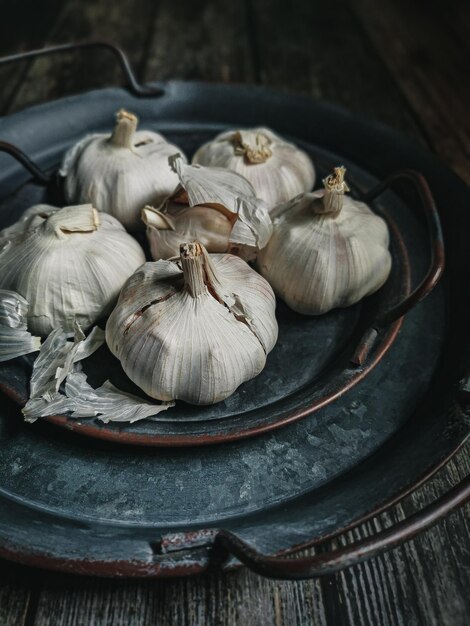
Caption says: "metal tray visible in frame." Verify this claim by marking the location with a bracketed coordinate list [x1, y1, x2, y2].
[0, 44, 468, 579]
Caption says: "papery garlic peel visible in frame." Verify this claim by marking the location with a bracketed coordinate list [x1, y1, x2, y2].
[257, 167, 392, 315]
[192, 128, 316, 210]
[106, 241, 278, 405]
[142, 154, 272, 262]
[0, 204, 146, 335]
[60, 109, 187, 230]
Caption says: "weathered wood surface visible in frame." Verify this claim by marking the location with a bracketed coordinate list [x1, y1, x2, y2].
[351, 0, 470, 182]
[0, 0, 469, 624]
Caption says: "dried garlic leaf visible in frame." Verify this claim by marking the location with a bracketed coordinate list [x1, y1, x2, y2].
[29, 323, 105, 400]
[0, 290, 41, 362]
[169, 153, 254, 214]
[229, 196, 272, 250]
[23, 321, 173, 424]
[23, 370, 174, 424]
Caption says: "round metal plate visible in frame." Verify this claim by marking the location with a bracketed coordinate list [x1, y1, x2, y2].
[0, 82, 467, 577]
[0, 146, 409, 446]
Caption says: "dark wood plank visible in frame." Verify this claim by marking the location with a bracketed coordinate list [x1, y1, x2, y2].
[0, 1, 469, 624]
[0, 1, 63, 113]
[297, 448, 470, 626]
[142, 0, 255, 83]
[436, 0, 470, 49]
[250, 0, 424, 143]
[0, 580, 32, 626]
[30, 559, 328, 626]
[4, 0, 157, 115]
[350, 0, 470, 182]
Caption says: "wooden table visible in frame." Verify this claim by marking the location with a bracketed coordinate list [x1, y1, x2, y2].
[1, 1, 469, 624]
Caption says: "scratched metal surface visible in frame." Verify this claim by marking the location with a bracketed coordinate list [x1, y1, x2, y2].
[0, 155, 409, 444]
[0, 83, 466, 574]
[0, 101, 416, 443]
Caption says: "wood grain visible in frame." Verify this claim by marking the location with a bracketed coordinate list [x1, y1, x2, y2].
[350, 0, 470, 182]
[0, 0, 469, 624]
[331, 448, 470, 626]
[250, 0, 423, 141]
[142, 0, 255, 83]
[0, 580, 31, 626]
[0, 1, 63, 113]
[4, 0, 156, 115]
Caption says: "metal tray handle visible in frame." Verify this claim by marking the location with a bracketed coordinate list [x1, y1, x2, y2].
[0, 42, 465, 582]
[0, 42, 162, 180]
[352, 170, 445, 365]
[0, 41, 162, 97]
[161, 472, 470, 580]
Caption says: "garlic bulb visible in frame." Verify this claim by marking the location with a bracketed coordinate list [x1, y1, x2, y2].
[192, 128, 315, 209]
[257, 167, 392, 315]
[0, 204, 145, 335]
[143, 154, 272, 261]
[106, 241, 278, 405]
[59, 109, 187, 230]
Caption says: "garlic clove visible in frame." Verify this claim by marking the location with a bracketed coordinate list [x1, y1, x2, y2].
[192, 127, 316, 210]
[142, 203, 233, 260]
[0, 204, 146, 335]
[141, 206, 175, 230]
[59, 109, 187, 230]
[257, 166, 392, 315]
[168, 153, 254, 218]
[106, 241, 278, 405]
[144, 154, 272, 261]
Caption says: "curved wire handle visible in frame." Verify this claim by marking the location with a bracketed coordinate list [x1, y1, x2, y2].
[351, 170, 445, 365]
[0, 141, 50, 184]
[160, 472, 470, 580]
[0, 41, 163, 97]
[0, 42, 163, 183]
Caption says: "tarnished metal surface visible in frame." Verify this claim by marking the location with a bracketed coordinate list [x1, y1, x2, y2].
[0, 154, 411, 446]
[0, 81, 467, 577]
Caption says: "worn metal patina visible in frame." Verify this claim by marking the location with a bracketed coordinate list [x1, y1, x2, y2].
[0, 69, 468, 577]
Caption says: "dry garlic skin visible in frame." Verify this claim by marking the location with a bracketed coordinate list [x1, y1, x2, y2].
[143, 203, 233, 260]
[258, 167, 392, 315]
[143, 155, 272, 262]
[0, 204, 145, 335]
[60, 110, 187, 230]
[192, 128, 316, 209]
[106, 242, 278, 405]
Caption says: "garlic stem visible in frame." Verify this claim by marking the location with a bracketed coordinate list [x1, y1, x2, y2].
[312, 166, 351, 218]
[181, 242, 209, 298]
[232, 130, 273, 164]
[109, 109, 138, 149]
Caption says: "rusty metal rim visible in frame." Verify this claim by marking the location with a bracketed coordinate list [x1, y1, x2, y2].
[0, 204, 409, 447]
[0, 315, 403, 447]
[1, 307, 404, 448]
[0, 43, 459, 579]
[0, 434, 467, 579]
